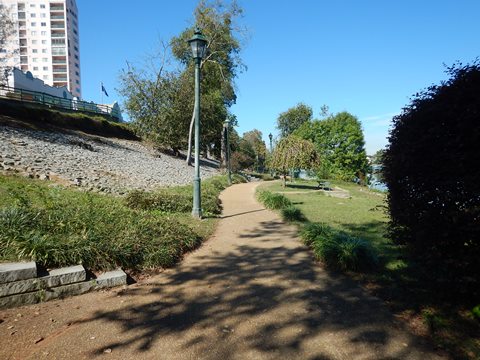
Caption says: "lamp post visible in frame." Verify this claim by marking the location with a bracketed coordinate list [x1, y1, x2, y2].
[188, 28, 208, 219]
[224, 120, 231, 185]
[268, 133, 273, 176]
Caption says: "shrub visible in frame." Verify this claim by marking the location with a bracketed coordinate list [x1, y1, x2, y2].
[256, 190, 292, 210]
[383, 61, 480, 294]
[300, 222, 334, 246]
[124, 190, 191, 213]
[281, 206, 305, 222]
[302, 223, 378, 272]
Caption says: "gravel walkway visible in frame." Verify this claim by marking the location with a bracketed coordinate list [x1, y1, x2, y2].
[0, 182, 446, 360]
[0, 125, 219, 195]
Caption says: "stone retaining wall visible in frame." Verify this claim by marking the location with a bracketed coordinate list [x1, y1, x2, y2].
[0, 262, 127, 309]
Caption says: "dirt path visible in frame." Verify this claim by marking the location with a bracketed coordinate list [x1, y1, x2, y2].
[0, 182, 445, 360]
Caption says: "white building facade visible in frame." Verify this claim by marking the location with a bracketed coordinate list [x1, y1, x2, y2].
[0, 0, 81, 98]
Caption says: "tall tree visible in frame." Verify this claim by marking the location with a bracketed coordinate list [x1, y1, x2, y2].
[269, 135, 319, 187]
[242, 129, 267, 171]
[276, 103, 313, 138]
[294, 111, 369, 182]
[118, 0, 245, 159]
[171, 0, 246, 164]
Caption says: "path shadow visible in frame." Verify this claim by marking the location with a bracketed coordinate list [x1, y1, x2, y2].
[74, 220, 442, 359]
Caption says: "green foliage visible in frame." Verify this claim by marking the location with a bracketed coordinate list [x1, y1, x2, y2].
[256, 190, 292, 210]
[294, 111, 369, 182]
[277, 103, 313, 138]
[300, 222, 334, 246]
[281, 206, 305, 222]
[383, 61, 480, 296]
[304, 227, 378, 272]
[268, 135, 319, 184]
[125, 190, 191, 213]
[472, 305, 480, 320]
[124, 176, 232, 216]
[0, 175, 227, 270]
[0, 100, 136, 139]
[119, 0, 245, 155]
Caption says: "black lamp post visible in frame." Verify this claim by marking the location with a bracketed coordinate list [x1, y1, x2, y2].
[268, 133, 273, 153]
[188, 28, 208, 219]
[223, 120, 231, 185]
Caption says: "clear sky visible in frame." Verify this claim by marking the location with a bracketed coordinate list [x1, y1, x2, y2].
[77, 0, 480, 154]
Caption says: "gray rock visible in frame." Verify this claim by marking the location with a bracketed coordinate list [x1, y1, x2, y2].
[0, 262, 37, 284]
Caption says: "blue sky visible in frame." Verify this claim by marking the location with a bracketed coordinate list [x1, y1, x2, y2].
[77, 0, 480, 154]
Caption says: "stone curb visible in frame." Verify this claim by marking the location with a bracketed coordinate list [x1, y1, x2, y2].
[0, 262, 127, 309]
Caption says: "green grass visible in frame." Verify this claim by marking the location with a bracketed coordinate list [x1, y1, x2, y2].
[259, 178, 480, 359]
[0, 98, 137, 140]
[0, 174, 234, 271]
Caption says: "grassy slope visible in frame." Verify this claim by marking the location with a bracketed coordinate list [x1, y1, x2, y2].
[259, 179, 479, 359]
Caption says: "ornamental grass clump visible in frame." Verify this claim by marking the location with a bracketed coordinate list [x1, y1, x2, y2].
[281, 206, 305, 222]
[256, 190, 292, 210]
[300, 221, 378, 272]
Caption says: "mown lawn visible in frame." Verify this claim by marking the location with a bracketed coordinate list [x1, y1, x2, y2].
[259, 179, 480, 360]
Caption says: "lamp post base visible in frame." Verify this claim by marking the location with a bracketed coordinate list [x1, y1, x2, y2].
[192, 177, 202, 219]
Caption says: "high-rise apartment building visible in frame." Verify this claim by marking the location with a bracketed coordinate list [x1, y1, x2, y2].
[0, 0, 81, 98]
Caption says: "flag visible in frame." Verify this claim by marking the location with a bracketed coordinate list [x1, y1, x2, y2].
[101, 83, 109, 97]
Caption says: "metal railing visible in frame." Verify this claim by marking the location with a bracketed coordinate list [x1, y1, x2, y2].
[0, 85, 122, 120]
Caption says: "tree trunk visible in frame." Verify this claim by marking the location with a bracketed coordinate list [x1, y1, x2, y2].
[186, 108, 195, 166]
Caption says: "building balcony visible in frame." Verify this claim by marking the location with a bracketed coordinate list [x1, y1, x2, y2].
[53, 67, 67, 73]
[50, 22, 65, 29]
[51, 32, 65, 38]
[50, 15, 64, 19]
[52, 59, 67, 64]
[53, 76, 68, 81]
[51, 39, 65, 45]
[50, 6, 64, 11]
[17, 12, 26, 20]
[52, 49, 66, 55]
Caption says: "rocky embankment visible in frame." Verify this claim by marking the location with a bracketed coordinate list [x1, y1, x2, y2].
[0, 124, 220, 195]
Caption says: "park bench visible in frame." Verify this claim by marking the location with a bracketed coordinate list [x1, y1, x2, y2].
[317, 180, 331, 190]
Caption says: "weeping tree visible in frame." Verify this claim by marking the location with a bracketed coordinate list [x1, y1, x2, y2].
[269, 135, 319, 187]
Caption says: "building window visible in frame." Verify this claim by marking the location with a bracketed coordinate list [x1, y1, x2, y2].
[30, 3, 35, 7]
[30, 13, 35, 17]
[41, 22, 46, 26]
[33, 66, 39, 70]
[74, 63, 79, 68]
[41, 31, 46, 36]
[32, 39, 37, 44]
[32, 49, 37, 53]
[75, 79, 79, 84]
[40, 4, 45, 9]
[42, 58, 48, 62]
[32, 58, 37, 62]
[31, 22, 36, 26]
[42, 49, 47, 53]
[41, 40, 46, 44]
[76, 87, 80, 93]
[43, 66, 48, 70]
[31, 31, 36, 36]
[40, 13, 46, 18]
[75, 71, 79, 76]
[43, 75, 48, 80]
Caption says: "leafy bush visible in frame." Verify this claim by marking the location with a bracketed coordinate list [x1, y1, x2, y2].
[125, 190, 191, 213]
[281, 206, 305, 222]
[256, 190, 292, 209]
[124, 175, 237, 215]
[383, 61, 480, 294]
